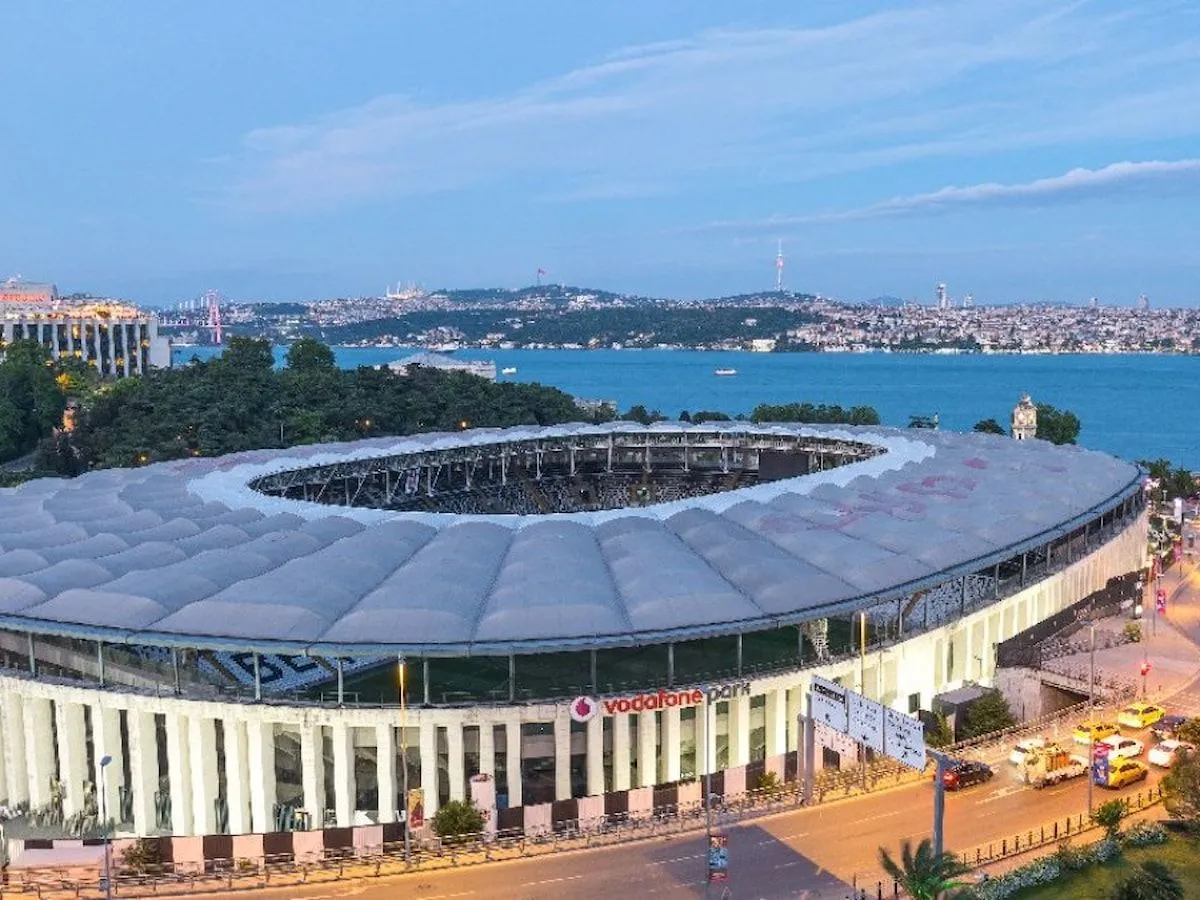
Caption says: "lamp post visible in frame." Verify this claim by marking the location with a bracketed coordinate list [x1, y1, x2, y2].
[99, 754, 113, 900]
[398, 655, 411, 866]
[703, 694, 713, 898]
[1085, 623, 1096, 816]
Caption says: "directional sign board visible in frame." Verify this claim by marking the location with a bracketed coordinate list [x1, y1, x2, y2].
[847, 691, 886, 753]
[810, 676, 848, 733]
[883, 707, 927, 770]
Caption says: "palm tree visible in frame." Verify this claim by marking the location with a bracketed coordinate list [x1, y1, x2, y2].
[878, 838, 972, 900]
[1113, 860, 1185, 900]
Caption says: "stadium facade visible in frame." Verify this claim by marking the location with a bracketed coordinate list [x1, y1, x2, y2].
[0, 424, 1145, 839]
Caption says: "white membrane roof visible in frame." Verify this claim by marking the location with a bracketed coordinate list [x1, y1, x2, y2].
[0, 424, 1141, 653]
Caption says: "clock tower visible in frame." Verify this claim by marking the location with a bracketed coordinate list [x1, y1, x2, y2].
[1012, 394, 1038, 441]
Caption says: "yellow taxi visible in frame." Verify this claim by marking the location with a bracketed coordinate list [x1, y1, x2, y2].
[1117, 702, 1166, 730]
[1073, 720, 1120, 744]
[1103, 758, 1149, 789]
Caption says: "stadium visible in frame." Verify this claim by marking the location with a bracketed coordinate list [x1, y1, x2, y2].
[0, 422, 1146, 845]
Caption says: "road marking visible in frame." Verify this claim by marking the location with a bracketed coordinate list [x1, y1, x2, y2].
[520, 875, 585, 887]
[757, 831, 810, 845]
[648, 853, 702, 865]
[858, 809, 903, 823]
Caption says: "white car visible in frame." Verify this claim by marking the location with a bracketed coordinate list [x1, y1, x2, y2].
[1100, 735, 1145, 760]
[1008, 738, 1047, 766]
[1148, 740, 1196, 768]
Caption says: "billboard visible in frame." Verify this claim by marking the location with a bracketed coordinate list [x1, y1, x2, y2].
[708, 833, 729, 883]
[407, 788, 425, 830]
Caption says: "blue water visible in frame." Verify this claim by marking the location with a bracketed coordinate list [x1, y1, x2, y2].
[173, 346, 1200, 468]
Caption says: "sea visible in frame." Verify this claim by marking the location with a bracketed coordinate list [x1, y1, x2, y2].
[172, 346, 1200, 469]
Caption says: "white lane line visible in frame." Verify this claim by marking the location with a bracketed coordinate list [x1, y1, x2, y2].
[757, 831, 811, 845]
[858, 809, 903, 823]
[648, 854, 702, 865]
[516, 876, 582, 888]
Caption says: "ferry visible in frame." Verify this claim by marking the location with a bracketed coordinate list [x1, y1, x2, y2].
[714, 368, 737, 376]
[501, 367, 517, 375]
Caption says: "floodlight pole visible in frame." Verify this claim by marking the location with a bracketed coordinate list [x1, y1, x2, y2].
[704, 693, 714, 899]
[930, 751, 948, 859]
[1086, 622, 1096, 816]
[100, 754, 113, 900]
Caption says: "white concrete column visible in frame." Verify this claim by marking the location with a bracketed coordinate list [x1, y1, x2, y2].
[299, 723, 325, 828]
[419, 720, 439, 816]
[504, 717, 522, 807]
[447, 722, 466, 802]
[189, 718, 220, 834]
[331, 723, 355, 827]
[246, 719, 277, 834]
[223, 719, 251, 835]
[90, 706, 123, 825]
[23, 697, 54, 808]
[702, 703, 717, 777]
[637, 711, 657, 788]
[479, 721, 496, 778]
[785, 687, 802, 753]
[375, 724, 397, 823]
[126, 711, 159, 835]
[663, 707, 681, 783]
[765, 689, 787, 758]
[553, 715, 571, 800]
[612, 714, 631, 791]
[585, 715, 604, 796]
[724, 696, 744, 768]
[165, 712, 192, 835]
[2, 693, 28, 806]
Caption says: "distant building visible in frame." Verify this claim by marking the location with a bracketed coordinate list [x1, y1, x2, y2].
[1012, 394, 1038, 441]
[0, 279, 171, 375]
[385, 351, 496, 381]
[0, 279, 57, 304]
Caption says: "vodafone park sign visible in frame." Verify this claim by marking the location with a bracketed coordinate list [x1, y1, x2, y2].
[569, 683, 751, 723]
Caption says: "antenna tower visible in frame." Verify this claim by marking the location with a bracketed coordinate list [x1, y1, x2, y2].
[775, 240, 784, 292]
[204, 289, 223, 345]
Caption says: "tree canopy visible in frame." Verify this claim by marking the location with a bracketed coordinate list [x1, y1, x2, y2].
[960, 690, 1017, 739]
[1138, 458, 1198, 500]
[47, 338, 589, 471]
[431, 799, 485, 842]
[972, 418, 1006, 435]
[878, 837, 971, 900]
[1036, 403, 1082, 445]
[0, 340, 66, 463]
[749, 402, 880, 425]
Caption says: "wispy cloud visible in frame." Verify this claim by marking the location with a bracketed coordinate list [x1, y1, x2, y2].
[217, 1, 1200, 214]
[706, 159, 1200, 231]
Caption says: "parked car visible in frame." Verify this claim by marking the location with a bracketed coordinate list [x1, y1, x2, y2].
[1118, 702, 1166, 730]
[1073, 721, 1120, 744]
[1152, 715, 1190, 742]
[1008, 738, 1047, 766]
[1102, 758, 1149, 789]
[1100, 735, 1144, 759]
[941, 760, 995, 791]
[1148, 740, 1196, 768]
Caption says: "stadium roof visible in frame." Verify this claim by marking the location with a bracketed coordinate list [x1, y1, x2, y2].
[0, 424, 1141, 654]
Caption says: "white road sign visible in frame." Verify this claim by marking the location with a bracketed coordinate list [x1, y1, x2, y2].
[810, 676, 848, 733]
[884, 707, 927, 770]
[847, 691, 886, 753]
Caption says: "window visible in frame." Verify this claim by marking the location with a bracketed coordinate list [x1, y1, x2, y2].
[908, 692, 921, 714]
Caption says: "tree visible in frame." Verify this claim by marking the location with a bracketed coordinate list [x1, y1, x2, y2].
[973, 418, 1006, 435]
[621, 404, 664, 425]
[1092, 797, 1127, 839]
[0, 339, 66, 462]
[1162, 754, 1200, 823]
[878, 837, 971, 900]
[1175, 717, 1200, 746]
[1036, 404, 1081, 445]
[1113, 860, 1184, 900]
[925, 713, 955, 748]
[960, 690, 1017, 739]
[431, 799, 485, 842]
[285, 337, 336, 372]
[692, 410, 732, 423]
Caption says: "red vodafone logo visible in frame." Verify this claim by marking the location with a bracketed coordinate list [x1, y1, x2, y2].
[569, 696, 598, 723]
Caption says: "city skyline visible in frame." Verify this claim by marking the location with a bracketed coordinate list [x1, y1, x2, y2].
[2, 1, 1199, 304]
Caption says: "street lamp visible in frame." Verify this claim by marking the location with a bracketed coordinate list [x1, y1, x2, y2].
[398, 655, 411, 866]
[1085, 623, 1096, 816]
[99, 754, 113, 900]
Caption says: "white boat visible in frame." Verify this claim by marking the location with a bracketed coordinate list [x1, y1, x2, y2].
[714, 368, 737, 376]
[501, 367, 517, 375]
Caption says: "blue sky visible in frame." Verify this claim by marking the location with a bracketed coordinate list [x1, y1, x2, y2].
[2, 1, 1199, 305]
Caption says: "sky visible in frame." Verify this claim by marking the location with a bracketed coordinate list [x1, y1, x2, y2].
[2, 1, 1199, 305]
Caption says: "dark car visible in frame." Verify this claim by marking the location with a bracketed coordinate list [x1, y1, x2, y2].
[941, 760, 994, 791]
[1153, 715, 1189, 742]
